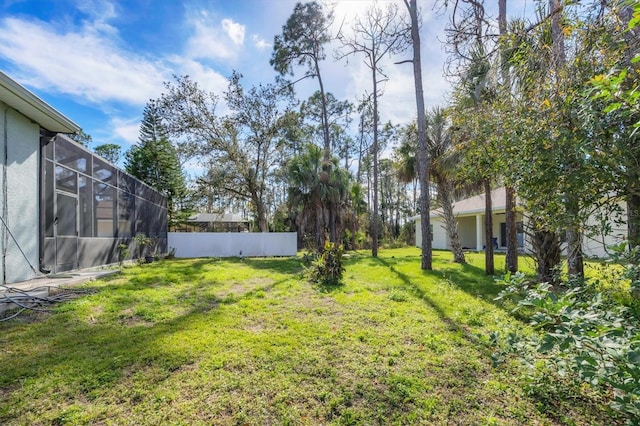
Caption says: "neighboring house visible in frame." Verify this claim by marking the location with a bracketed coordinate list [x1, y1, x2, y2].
[0, 70, 167, 283]
[173, 213, 250, 233]
[413, 187, 626, 259]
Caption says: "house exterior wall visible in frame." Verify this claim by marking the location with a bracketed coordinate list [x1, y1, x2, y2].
[582, 202, 627, 258]
[417, 216, 480, 251]
[458, 216, 477, 249]
[417, 215, 486, 250]
[431, 217, 448, 250]
[416, 204, 624, 259]
[0, 102, 40, 283]
[416, 212, 528, 252]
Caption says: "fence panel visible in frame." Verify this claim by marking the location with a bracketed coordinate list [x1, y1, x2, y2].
[167, 232, 297, 258]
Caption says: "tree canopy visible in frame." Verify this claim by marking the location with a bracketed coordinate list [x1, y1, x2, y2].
[125, 100, 186, 227]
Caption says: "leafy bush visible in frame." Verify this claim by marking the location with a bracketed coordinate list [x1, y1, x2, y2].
[493, 260, 640, 424]
[133, 232, 152, 259]
[118, 244, 130, 267]
[610, 243, 640, 302]
[307, 241, 345, 287]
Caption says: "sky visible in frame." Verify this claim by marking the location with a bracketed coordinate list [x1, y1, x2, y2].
[0, 0, 534, 170]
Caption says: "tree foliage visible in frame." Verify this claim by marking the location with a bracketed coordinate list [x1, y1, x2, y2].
[287, 144, 353, 251]
[272, 1, 341, 246]
[68, 129, 93, 147]
[158, 73, 293, 232]
[125, 100, 186, 227]
[93, 143, 121, 165]
[336, 1, 409, 257]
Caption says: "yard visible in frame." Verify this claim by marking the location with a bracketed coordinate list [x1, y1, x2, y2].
[0, 248, 616, 425]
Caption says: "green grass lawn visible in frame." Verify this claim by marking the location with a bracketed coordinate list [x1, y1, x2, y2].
[0, 248, 615, 425]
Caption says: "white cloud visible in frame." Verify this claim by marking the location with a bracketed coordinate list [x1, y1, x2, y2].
[185, 13, 247, 61]
[110, 117, 140, 146]
[252, 34, 271, 50]
[187, 19, 235, 60]
[0, 17, 168, 105]
[222, 18, 245, 45]
[74, 0, 117, 21]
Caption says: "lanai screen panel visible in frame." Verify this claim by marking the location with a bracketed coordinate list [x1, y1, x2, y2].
[41, 134, 167, 272]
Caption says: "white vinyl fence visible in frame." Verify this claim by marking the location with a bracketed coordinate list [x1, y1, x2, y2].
[168, 232, 297, 258]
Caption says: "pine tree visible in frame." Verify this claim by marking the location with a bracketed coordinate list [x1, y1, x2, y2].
[125, 100, 186, 227]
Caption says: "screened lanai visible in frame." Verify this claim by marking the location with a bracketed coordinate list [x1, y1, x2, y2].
[41, 134, 167, 273]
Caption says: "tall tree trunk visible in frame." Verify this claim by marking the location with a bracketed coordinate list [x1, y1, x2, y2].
[484, 179, 494, 274]
[505, 186, 518, 272]
[617, 3, 640, 250]
[372, 68, 380, 258]
[315, 61, 336, 246]
[297, 218, 304, 250]
[438, 179, 465, 263]
[357, 117, 365, 185]
[498, 0, 518, 273]
[257, 204, 268, 233]
[549, 0, 566, 68]
[315, 204, 324, 252]
[530, 220, 562, 285]
[550, 0, 584, 278]
[405, 0, 432, 270]
[566, 222, 584, 277]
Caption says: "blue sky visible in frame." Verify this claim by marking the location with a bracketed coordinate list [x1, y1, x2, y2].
[0, 0, 533, 167]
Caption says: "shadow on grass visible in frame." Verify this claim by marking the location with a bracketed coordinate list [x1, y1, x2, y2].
[98, 258, 216, 291]
[375, 257, 473, 338]
[0, 262, 294, 418]
[241, 256, 304, 275]
[380, 252, 510, 307]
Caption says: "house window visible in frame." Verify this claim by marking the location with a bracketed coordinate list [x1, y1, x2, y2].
[500, 222, 524, 248]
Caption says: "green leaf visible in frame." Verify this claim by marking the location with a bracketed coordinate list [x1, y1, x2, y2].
[628, 350, 640, 364]
[604, 102, 623, 113]
[539, 334, 556, 353]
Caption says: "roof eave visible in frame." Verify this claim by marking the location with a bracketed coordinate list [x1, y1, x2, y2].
[0, 71, 80, 134]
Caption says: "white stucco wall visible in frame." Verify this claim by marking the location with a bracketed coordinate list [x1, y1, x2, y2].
[582, 202, 627, 258]
[417, 212, 530, 254]
[1, 103, 40, 283]
[457, 216, 477, 249]
[431, 217, 448, 250]
[168, 232, 297, 258]
[416, 216, 479, 250]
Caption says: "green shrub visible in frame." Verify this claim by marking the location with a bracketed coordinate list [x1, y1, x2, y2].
[493, 261, 640, 424]
[307, 241, 345, 287]
[118, 244, 130, 267]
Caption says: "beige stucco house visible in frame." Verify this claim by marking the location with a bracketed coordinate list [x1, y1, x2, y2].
[413, 187, 626, 259]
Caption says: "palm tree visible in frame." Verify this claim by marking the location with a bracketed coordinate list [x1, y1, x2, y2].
[426, 107, 470, 264]
[397, 111, 474, 263]
[287, 144, 352, 252]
